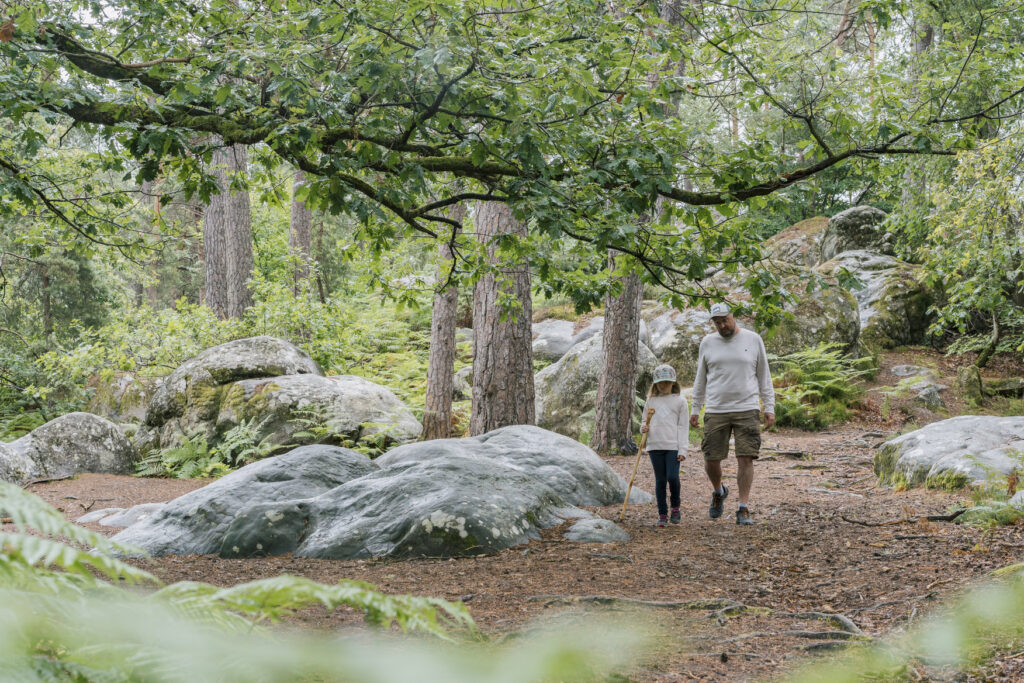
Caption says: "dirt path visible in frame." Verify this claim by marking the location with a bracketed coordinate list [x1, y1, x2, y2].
[24, 422, 1024, 682]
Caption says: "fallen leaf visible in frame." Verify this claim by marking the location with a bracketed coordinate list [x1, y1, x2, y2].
[0, 20, 14, 43]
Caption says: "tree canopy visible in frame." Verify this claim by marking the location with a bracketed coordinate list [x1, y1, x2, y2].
[2, 0, 1023, 304]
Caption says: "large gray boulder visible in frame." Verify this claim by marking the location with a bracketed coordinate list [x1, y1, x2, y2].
[215, 374, 422, 449]
[136, 336, 420, 454]
[712, 264, 860, 356]
[534, 335, 657, 442]
[0, 413, 135, 484]
[874, 416, 1024, 490]
[532, 319, 576, 363]
[144, 336, 323, 428]
[816, 250, 933, 349]
[452, 366, 473, 401]
[818, 206, 893, 262]
[114, 425, 649, 559]
[571, 316, 651, 349]
[766, 216, 830, 267]
[646, 308, 713, 385]
[113, 444, 379, 555]
[378, 425, 651, 506]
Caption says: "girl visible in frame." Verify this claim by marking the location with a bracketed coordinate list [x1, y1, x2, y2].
[641, 364, 689, 527]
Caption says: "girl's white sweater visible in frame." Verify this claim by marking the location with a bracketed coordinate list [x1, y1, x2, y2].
[641, 393, 689, 452]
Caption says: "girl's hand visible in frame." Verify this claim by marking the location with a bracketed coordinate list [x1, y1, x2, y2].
[640, 424, 649, 433]
[677, 454, 686, 462]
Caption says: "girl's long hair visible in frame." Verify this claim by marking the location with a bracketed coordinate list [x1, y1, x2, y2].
[647, 379, 682, 399]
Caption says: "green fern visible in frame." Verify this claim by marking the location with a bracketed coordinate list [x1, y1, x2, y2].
[770, 343, 873, 430]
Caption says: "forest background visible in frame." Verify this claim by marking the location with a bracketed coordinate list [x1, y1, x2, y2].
[2, 0, 1024, 679]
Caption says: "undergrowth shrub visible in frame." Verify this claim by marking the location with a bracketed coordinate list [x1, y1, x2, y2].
[0, 481, 650, 682]
[771, 343, 873, 430]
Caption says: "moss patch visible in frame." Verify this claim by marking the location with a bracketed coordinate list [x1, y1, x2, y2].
[924, 470, 970, 491]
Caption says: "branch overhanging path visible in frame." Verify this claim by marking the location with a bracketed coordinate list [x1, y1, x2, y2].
[3, 2, 1023, 293]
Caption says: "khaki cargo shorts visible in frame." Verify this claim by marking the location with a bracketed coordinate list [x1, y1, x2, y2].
[701, 410, 762, 461]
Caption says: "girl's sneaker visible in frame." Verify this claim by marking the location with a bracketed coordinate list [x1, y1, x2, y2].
[657, 515, 668, 528]
[670, 508, 681, 524]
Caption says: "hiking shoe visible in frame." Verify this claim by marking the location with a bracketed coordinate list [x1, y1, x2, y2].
[709, 484, 729, 519]
[670, 508, 681, 524]
[657, 515, 668, 528]
[736, 507, 754, 525]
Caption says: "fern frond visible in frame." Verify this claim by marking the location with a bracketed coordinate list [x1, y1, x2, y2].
[154, 575, 475, 639]
[0, 481, 150, 565]
[1, 533, 157, 585]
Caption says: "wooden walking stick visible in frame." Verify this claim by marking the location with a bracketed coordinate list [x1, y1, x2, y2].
[620, 408, 655, 522]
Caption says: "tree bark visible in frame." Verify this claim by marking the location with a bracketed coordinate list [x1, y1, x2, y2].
[423, 204, 466, 440]
[470, 201, 534, 435]
[39, 263, 52, 339]
[203, 142, 252, 319]
[591, 251, 643, 455]
[975, 311, 1001, 369]
[289, 169, 313, 291]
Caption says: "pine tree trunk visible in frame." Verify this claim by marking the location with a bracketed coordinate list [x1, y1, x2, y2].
[203, 142, 252, 319]
[423, 205, 466, 440]
[289, 169, 313, 291]
[470, 202, 534, 435]
[591, 251, 643, 455]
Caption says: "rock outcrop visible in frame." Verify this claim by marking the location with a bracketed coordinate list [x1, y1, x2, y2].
[816, 250, 933, 349]
[0, 413, 135, 484]
[534, 336, 657, 441]
[766, 216, 829, 267]
[112, 426, 645, 559]
[818, 206, 893, 261]
[874, 416, 1024, 490]
[134, 336, 420, 455]
[644, 264, 859, 383]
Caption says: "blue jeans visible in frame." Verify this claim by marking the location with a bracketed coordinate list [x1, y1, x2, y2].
[648, 450, 681, 516]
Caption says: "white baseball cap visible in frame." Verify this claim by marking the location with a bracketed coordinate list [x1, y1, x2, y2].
[652, 364, 677, 383]
[709, 302, 730, 317]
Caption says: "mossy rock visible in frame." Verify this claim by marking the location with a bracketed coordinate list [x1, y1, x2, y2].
[646, 263, 859, 383]
[766, 216, 830, 267]
[818, 206, 892, 262]
[874, 416, 1024, 490]
[143, 336, 322, 428]
[816, 250, 935, 350]
[86, 372, 154, 424]
[924, 470, 970, 491]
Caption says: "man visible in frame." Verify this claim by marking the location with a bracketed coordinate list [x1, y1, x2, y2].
[689, 303, 775, 525]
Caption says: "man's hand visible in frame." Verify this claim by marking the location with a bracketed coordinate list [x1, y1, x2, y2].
[689, 414, 700, 429]
[677, 453, 686, 462]
[763, 412, 775, 429]
[640, 424, 649, 433]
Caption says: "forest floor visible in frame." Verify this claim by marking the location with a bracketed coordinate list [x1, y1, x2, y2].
[25, 349, 1024, 682]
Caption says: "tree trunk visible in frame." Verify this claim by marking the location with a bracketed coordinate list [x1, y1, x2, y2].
[470, 201, 534, 435]
[203, 142, 252, 319]
[423, 204, 466, 440]
[975, 311, 1001, 369]
[591, 251, 643, 455]
[39, 264, 52, 339]
[289, 169, 313, 291]
[589, 0, 682, 454]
